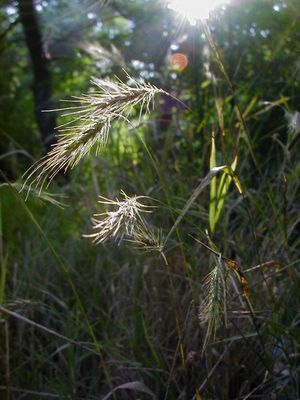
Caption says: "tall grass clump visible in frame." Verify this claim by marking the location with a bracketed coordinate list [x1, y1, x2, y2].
[19, 64, 250, 375]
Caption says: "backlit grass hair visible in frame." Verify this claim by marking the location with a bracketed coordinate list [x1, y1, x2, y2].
[83, 191, 159, 248]
[22, 74, 165, 192]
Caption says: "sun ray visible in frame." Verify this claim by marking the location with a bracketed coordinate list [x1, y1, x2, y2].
[168, 0, 231, 24]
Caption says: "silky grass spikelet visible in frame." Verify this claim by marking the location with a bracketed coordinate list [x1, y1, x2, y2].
[83, 190, 154, 245]
[22, 74, 166, 192]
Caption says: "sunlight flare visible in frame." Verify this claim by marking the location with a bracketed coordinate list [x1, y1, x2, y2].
[168, 0, 231, 23]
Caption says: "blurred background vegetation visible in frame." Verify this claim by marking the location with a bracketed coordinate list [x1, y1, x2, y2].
[0, 0, 300, 398]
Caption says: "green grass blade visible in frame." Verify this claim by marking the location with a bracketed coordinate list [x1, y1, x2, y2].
[214, 156, 238, 225]
[209, 134, 217, 234]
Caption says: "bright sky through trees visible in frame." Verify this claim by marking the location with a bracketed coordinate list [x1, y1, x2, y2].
[168, 0, 231, 23]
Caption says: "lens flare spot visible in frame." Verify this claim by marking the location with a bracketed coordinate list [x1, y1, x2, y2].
[170, 53, 188, 71]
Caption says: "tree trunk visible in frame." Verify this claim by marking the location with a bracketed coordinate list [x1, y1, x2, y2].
[18, 0, 56, 148]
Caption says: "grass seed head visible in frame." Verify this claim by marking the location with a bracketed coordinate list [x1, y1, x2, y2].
[22, 74, 165, 192]
[199, 255, 227, 353]
[130, 222, 164, 253]
[84, 191, 153, 245]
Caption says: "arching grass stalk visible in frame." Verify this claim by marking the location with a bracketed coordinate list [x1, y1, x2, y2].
[134, 133, 190, 271]
[164, 165, 243, 247]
